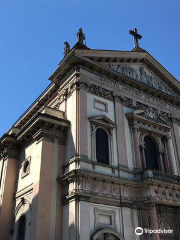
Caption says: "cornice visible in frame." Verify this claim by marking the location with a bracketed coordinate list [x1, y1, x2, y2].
[13, 83, 58, 129]
[16, 111, 70, 144]
[0, 135, 19, 159]
[70, 49, 180, 92]
[0, 110, 70, 155]
[77, 57, 180, 104]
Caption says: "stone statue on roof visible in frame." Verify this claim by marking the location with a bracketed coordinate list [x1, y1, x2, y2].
[63, 42, 70, 57]
[77, 28, 85, 45]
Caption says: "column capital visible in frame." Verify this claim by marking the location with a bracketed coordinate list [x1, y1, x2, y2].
[166, 133, 171, 140]
[139, 140, 145, 148]
[149, 202, 156, 208]
[132, 124, 139, 132]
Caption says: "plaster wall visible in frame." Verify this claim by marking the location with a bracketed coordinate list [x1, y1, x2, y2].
[16, 140, 38, 193]
[0, 157, 18, 240]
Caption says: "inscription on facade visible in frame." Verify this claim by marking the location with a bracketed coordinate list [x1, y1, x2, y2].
[99, 77, 180, 115]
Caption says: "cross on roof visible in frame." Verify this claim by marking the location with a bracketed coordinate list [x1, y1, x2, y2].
[129, 28, 142, 48]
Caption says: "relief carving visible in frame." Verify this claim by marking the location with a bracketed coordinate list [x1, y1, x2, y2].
[109, 64, 176, 96]
[99, 77, 180, 114]
[135, 102, 172, 126]
[87, 84, 113, 100]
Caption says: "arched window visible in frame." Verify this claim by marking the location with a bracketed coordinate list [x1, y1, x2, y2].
[17, 215, 26, 240]
[96, 128, 109, 165]
[144, 136, 159, 170]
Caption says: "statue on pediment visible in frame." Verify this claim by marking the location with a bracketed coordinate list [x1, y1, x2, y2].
[77, 28, 85, 45]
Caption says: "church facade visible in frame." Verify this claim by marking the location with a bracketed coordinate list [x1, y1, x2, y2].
[0, 28, 180, 240]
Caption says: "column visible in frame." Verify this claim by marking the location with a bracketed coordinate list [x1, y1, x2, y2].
[140, 144, 146, 169]
[176, 209, 180, 237]
[149, 203, 160, 240]
[109, 129, 114, 165]
[166, 135, 174, 175]
[132, 126, 141, 169]
[0, 145, 19, 240]
[91, 124, 96, 161]
[141, 209, 150, 240]
[159, 151, 165, 172]
[79, 88, 88, 157]
[173, 123, 180, 174]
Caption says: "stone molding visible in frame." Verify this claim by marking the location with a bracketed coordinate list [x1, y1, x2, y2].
[21, 156, 31, 178]
[61, 77, 180, 126]
[94, 208, 116, 229]
[143, 170, 180, 185]
[18, 112, 69, 144]
[60, 168, 180, 207]
[126, 109, 171, 136]
[0, 135, 19, 159]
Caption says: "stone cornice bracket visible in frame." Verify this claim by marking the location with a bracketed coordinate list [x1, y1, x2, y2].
[66, 80, 87, 97]
[0, 134, 19, 159]
[73, 65, 81, 79]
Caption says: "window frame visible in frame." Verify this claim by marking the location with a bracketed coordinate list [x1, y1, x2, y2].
[95, 127, 110, 165]
[89, 115, 115, 166]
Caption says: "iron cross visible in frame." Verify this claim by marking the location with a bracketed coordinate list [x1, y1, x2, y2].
[129, 28, 142, 48]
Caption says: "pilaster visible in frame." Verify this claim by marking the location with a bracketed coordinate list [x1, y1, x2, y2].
[0, 136, 19, 240]
[114, 97, 128, 168]
[165, 135, 175, 175]
[149, 203, 160, 240]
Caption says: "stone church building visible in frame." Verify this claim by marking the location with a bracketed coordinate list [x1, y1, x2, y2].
[0, 28, 180, 240]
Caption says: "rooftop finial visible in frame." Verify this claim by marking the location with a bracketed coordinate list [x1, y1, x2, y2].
[129, 28, 142, 48]
[77, 28, 85, 45]
[63, 42, 70, 57]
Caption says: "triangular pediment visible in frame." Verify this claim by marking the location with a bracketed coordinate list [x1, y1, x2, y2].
[89, 115, 115, 128]
[103, 63, 177, 97]
[67, 49, 180, 98]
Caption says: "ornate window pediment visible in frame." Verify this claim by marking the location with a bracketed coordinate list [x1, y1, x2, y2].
[126, 108, 171, 136]
[89, 115, 116, 130]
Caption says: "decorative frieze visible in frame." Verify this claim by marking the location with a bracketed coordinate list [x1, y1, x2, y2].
[61, 168, 180, 206]
[135, 102, 172, 126]
[152, 170, 180, 185]
[86, 83, 113, 101]
[99, 76, 180, 114]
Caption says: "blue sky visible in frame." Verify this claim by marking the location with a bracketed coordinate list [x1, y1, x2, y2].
[0, 0, 180, 136]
